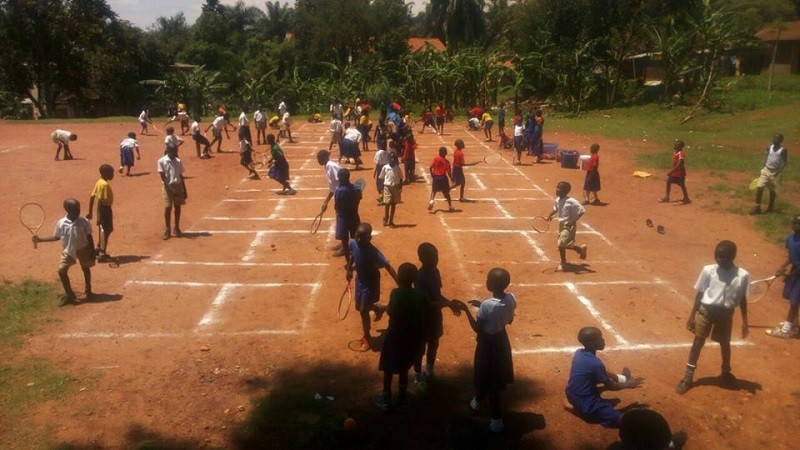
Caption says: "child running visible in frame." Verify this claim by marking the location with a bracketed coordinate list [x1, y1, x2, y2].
[373, 145, 389, 205]
[582, 143, 601, 205]
[767, 214, 800, 338]
[33, 198, 95, 305]
[380, 152, 403, 227]
[239, 131, 259, 179]
[565, 327, 645, 428]
[266, 133, 295, 195]
[205, 113, 227, 153]
[347, 223, 399, 351]
[676, 240, 749, 394]
[118, 132, 140, 175]
[428, 147, 454, 212]
[375, 262, 427, 411]
[450, 139, 478, 202]
[548, 181, 587, 272]
[660, 140, 691, 204]
[52, 129, 77, 160]
[191, 119, 212, 158]
[454, 267, 516, 434]
[334, 168, 362, 266]
[86, 164, 115, 262]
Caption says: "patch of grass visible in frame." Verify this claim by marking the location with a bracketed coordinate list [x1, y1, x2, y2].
[708, 182, 730, 192]
[0, 279, 58, 346]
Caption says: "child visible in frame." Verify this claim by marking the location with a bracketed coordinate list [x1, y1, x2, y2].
[334, 168, 362, 266]
[767, 214, 800, 338]
[512, 121, 525, 165]
[266, 133, 296, 195]
[750, 133, 787, 215]
[239, 132, 259, 180]
[455, 267, 516, 434]
[357, 110, 371, 153]
[660, 140, 691, 204]
[435, 102, 446, 135]
[157, 144, 188, 240]
[163, 126, 184, 155]
[497, 103, 506, 137]
[401, 132, 417, 183]
[347, 223, 399, 351]
[565, 327, 645, 428]
[480, 110, 494, 141]
[164, 107, 191, 135]
[191, 119, 212, 158]
[205, 113, 227, 153]
[138, 108, 152, 135]
[280, 110, 294, 143]
[86, 164, 115, 262]
[676, 240, 749, 394]
[612, 409, 688, 450]
[428, 147, 454, 212]
[420, 107, 435, 134]
[582, 143, 602, 205]
[119, 132, 140, 175]
[33, 198, 95, 305]
[450, 139, 478, 202]
[547, 181, 587, 272]
[329, 114, 344, 152]
[414, 243, 460, 385]
[530, 109, 544, 162]
[373, 145, 389, 205]
[380, 152, 403, 227]
[253, 106, 267, 145]
[375, 262, 427, 411]
[467, 116, 480, 131]
[52, 129, 77, 161]
[238, 108, 252, 143]
[341, 122, 363, 169]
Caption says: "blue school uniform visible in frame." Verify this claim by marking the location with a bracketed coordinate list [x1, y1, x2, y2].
[565, 349, 621, 428]
[784, 234, 800, 306]
[416, 267, 444, 339]
[334, 183, 361, 241]
[349, 240, 389, 309]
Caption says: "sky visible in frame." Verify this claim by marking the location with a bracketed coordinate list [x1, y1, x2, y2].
[108, 0, 426, 30]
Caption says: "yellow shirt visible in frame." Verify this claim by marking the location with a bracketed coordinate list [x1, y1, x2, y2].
[359, 115, 369, 126]
[481, 112, 492, 122]
[91, 178, 113, 206]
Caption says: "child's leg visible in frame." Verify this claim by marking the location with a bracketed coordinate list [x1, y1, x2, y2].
[55, 143, 62, 160]
[58, 263, 75, 299]
[719, 340, 732, 374]
[173, 205, 182, 232]
[382, 370, 393, 397]
[767, 189, 776, 212]
[443, 187, 452, 208]
[663, 180, 672, 200]
[788, 303, 800, 325]
[383, 204, 390, 225]
[359, 306, 371, 338]
[679, 180, 690, 201]
[425, 336, 440, 374]
[428, 189, 436, 209]
[388, 204, 396, 224]
[489, 390, 503, 420]
[195, 142, 202, 158]
[164, 206, 172, 232]
[81, 265, 92, 295]
[559, 247, 567, 264]
[682, 337, 705, 379]
[398, 369, 409, 400]
[459, 182, 466, 200]
[64, 144, 72, 159]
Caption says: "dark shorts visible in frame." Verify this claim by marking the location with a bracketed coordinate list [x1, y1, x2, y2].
[240, 151, 253, 165]
[694, 305, 734, 343]
[98, 204, 113, 234]
[667, 175, 686, 185]
[513, 135, 526, 151]
[452, 166, 465, 185]
[432, 175, 450, 194]
[335, 216, 358, 241]
[484, 120, 493, 131]
[341, 139, 361, 159]
[436, 116, 445, 126]
[192, 133, 210, 146]
[783, 271, 800, 306]
[403, 158, 415, 173]
[268, 160, 289, 182]
[567, 395, 622, 429]
[584, 169, 601, 192]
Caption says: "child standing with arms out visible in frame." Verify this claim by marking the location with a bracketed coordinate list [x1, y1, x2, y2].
[676, 240, 749, 394]
[334, 168, 362, 266]
[158, 145, 188, 240]
[52, 129, 77, 161]
[119, 132, 140, 175]
[347, 223, 399, 351]
[375, 262, 427, 411]
[767, 214, 800, 338]
[547, 181, 587, 272]
[455, 268, 516, 434]
[86, 164, 115, 262]
[380, 152, 403, 227]
[33, 198, 95, 305]
[266, 133, 295, 195]
[660, 140, 691, 204]
[428, 147, 454, 212]
[565, 327, 644, 428]
[582, 143, 601, 205]
[450, 139, 478, 203]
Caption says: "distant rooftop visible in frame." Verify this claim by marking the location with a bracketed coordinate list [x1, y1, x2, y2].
[408, 37, 446, 52]
[756, 20, 800, 42]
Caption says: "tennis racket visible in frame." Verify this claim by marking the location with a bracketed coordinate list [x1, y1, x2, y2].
[353, 178, 366, 192]
[749, 269, 797, 303]
[531, 215, 552, 233]
[310, 210, 324, 234]
[337, 279, 353, 321]
[748, 177, 759, 191]
[19, 203, 45, 249]
[478, 152, 503, 165]
[251, 152, 269, 171]
[150, 123, 161, 134]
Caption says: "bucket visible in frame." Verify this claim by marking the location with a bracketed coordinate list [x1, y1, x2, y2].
[579, 154, 591, 170]
[560, 150, 580, 169]
[543, 143, 558, 159]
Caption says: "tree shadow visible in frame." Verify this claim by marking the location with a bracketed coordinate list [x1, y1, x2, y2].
[691, 375, 762, 394]
[54, 423, 205, 449]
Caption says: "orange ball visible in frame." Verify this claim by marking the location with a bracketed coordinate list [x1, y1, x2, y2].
[343, 417, 357, 432]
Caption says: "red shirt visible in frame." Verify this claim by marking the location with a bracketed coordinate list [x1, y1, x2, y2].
[402, 140, 417, 160]
[453, 148, 465, 168]
[470, 106, 483, 118]
[430, 155, 451, 177]
[435, 105, 445, 118]
[586, 153, 599, 171]
[669, 150, 686, 177]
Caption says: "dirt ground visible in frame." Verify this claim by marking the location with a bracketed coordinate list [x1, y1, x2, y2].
[0, 118, 798, 450]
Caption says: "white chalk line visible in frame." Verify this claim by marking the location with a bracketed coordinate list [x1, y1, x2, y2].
[148, 261, 327, 267]
[197, 283, 235, 327]
[491, 198, 514, 219]
[205, 216, 333, 222]
[469, 172, 487, 190]
[513, 340, 753, 355]
[470, 280, 667, 288]
[59, 329, 301, 339]
[125, 280, 319, 288]
[223, 197, 327, 202]
[565, 282, 629, 346]
[437, 214, 478, 300]
[464, 259, 626, 265]
[242, 231, 267, 261]
[520, 230, 550, 262]
[183, 229, 381, 236]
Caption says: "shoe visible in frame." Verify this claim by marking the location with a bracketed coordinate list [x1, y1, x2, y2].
[162, 229, 170, 240]
[358, 337, 371, 352]
[59, 294, 76, 306]
[766, 326, 797, 339]
[54, 155, 60, 161]
[331, 248, 345, 257]
[287, 189, 297, 195]
[173, 227, 183, 237]
[373, 304, 385, 322]
[749, 206, 761, 215]
[489, 418, 504, 433]
[579, 244, 587, 260]
[555, 263, 564, 272]
[383, 217, 389, 226]
[645, 219, 653, 227]
[414, 379, 428, 396]
[675, 377, 692, 394]
[681, 198, 692, 204]
[97, 252, 112, 263]
[118, 166, 123, 173]
[671, 429, 688, 449]
[592, 199, 602, 205]
[468, 397, 480, 415]
[720, 371, 737, 386]
[374, 393, 391, 411]
[427, 201, 434, 211]
[659, 197, 669, 203]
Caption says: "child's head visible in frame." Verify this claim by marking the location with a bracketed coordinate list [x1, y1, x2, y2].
[99, 164, 115, 181]
[673, 140, 685, 151]
[127, 131, 136, 139]
[337, 168, 351, 185]
[344, 122, 351, 129]
[454, 139, 465, 149]
[316, 150, 330, 165]
[714, 240, 737, 270]
[590, 143, 600, 154]
[266, 133, 276, 145]
[417, 242, 439, 268]
[773, 133, 784, 145]
[577, 326, 605, 351]
[486, 267, 510, 294]
[792, 214, 800, 234]
[388, 152, 398, 165]
[165, 126, 175, 135]
[397, 262, 418, 288]
[556, 181, 571, 197]
[355, 223, 372, 245]
[618, 409, 673, 450]
[166, 144, 178, 159]
[69, 133, 78, 141]
[63, 198, 80, 220]
[438, 146, 448, 157]
[535, 109, 543, 117]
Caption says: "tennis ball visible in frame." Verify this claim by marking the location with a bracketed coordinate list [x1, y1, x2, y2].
[225, 185, 229, 190]
[343, 417, 357, 432]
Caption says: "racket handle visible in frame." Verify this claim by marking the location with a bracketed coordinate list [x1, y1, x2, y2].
[33, 240, 37, 249]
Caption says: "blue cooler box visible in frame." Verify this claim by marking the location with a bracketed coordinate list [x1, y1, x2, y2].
[560, 150, 580, 168]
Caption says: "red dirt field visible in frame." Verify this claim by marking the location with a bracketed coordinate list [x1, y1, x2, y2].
[0, 119, 798, 449]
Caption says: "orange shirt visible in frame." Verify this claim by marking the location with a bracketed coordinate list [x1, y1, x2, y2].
[453, 148, 465, 168]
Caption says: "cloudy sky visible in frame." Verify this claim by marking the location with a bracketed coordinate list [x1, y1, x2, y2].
[108, 0, 425, 29]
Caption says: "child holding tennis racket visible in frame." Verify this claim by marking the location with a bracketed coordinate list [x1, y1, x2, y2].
[450, 139, 479, 203]
[334, 168, 362, 266]
[676, 240, 749, 395]
[347, 223, 399, 352]
[547, 182, 587, 272]
[375, 262, 427, 411]
[454, 267, 516, 434]
[86, 164, 115, 262]
[766, 214, 800, 339]
[266, 133, 296, 195]
[428, 147, 454, 212]
[33, 198, 95, 306]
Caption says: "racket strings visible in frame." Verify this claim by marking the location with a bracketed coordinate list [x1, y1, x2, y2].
[20, 204, 45, 229]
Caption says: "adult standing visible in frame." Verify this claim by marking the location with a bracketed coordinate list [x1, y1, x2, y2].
[750, 134, 788, 215]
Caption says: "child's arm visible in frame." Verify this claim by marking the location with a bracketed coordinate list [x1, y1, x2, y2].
[384, 263, 399, 286]
[739, 294, 749, 338]
[321, 191, 334, 212]
[86, 194, 96, 221]
[32, 234, 59, 244]
[603, 367, 644, 390]
[455, 300, 481, 333]
[181, 177, 188, 201]
[135, 143, 141, 159]
[686, 291, 703, 332]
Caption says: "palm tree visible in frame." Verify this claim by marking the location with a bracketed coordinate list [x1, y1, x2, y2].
[425, 0, 486, 51]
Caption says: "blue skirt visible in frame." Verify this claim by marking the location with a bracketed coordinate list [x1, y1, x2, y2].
[121, 147, 135, 167]
[268, 160, 289, 182]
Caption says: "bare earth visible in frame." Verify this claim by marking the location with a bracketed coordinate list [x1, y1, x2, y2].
[0, 119, 798, 449]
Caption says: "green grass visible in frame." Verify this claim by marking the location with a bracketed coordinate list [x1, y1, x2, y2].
[0, 279, 59, 346]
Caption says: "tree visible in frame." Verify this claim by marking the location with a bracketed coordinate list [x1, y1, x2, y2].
[424, 0, 486, 51]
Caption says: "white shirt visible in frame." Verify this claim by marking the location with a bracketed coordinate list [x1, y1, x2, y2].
[53, 130, 72, 143]
[254, 110, 265, 123]
[120, 137, 139, 150]
[190, 121, 200, 135]
[764, 144, 787, 171]
[379, 163, 401, 186]
[330, 119, 343, 134]
[157, 154, 184, 186]
[239, 139, 251, 155]
[553, 196, 584, 223]
[54, 216, 92, 259]
[514, 124, 524, 137]
[476, 293, 517, 334]
[164, 134, 184, 148]
[278, 101, 287, 116]
[374, 149, 389, 166]
[695, 264, 750, 309]
[325, 160, 341, 193]
[139, 111, 148, 122]
[212, 116, 225, 129]
[281, 112, 290, 124]
[344, 127, 362, 143]
[330, 103, 343, 117]
[238, 112, 248, 127]
[172, 111, 189, 122]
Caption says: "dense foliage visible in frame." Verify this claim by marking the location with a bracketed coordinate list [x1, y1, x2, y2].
[0, 0, 798, 118]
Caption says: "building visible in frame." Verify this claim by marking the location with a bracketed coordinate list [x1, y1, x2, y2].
[756, 20, 800, 75]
